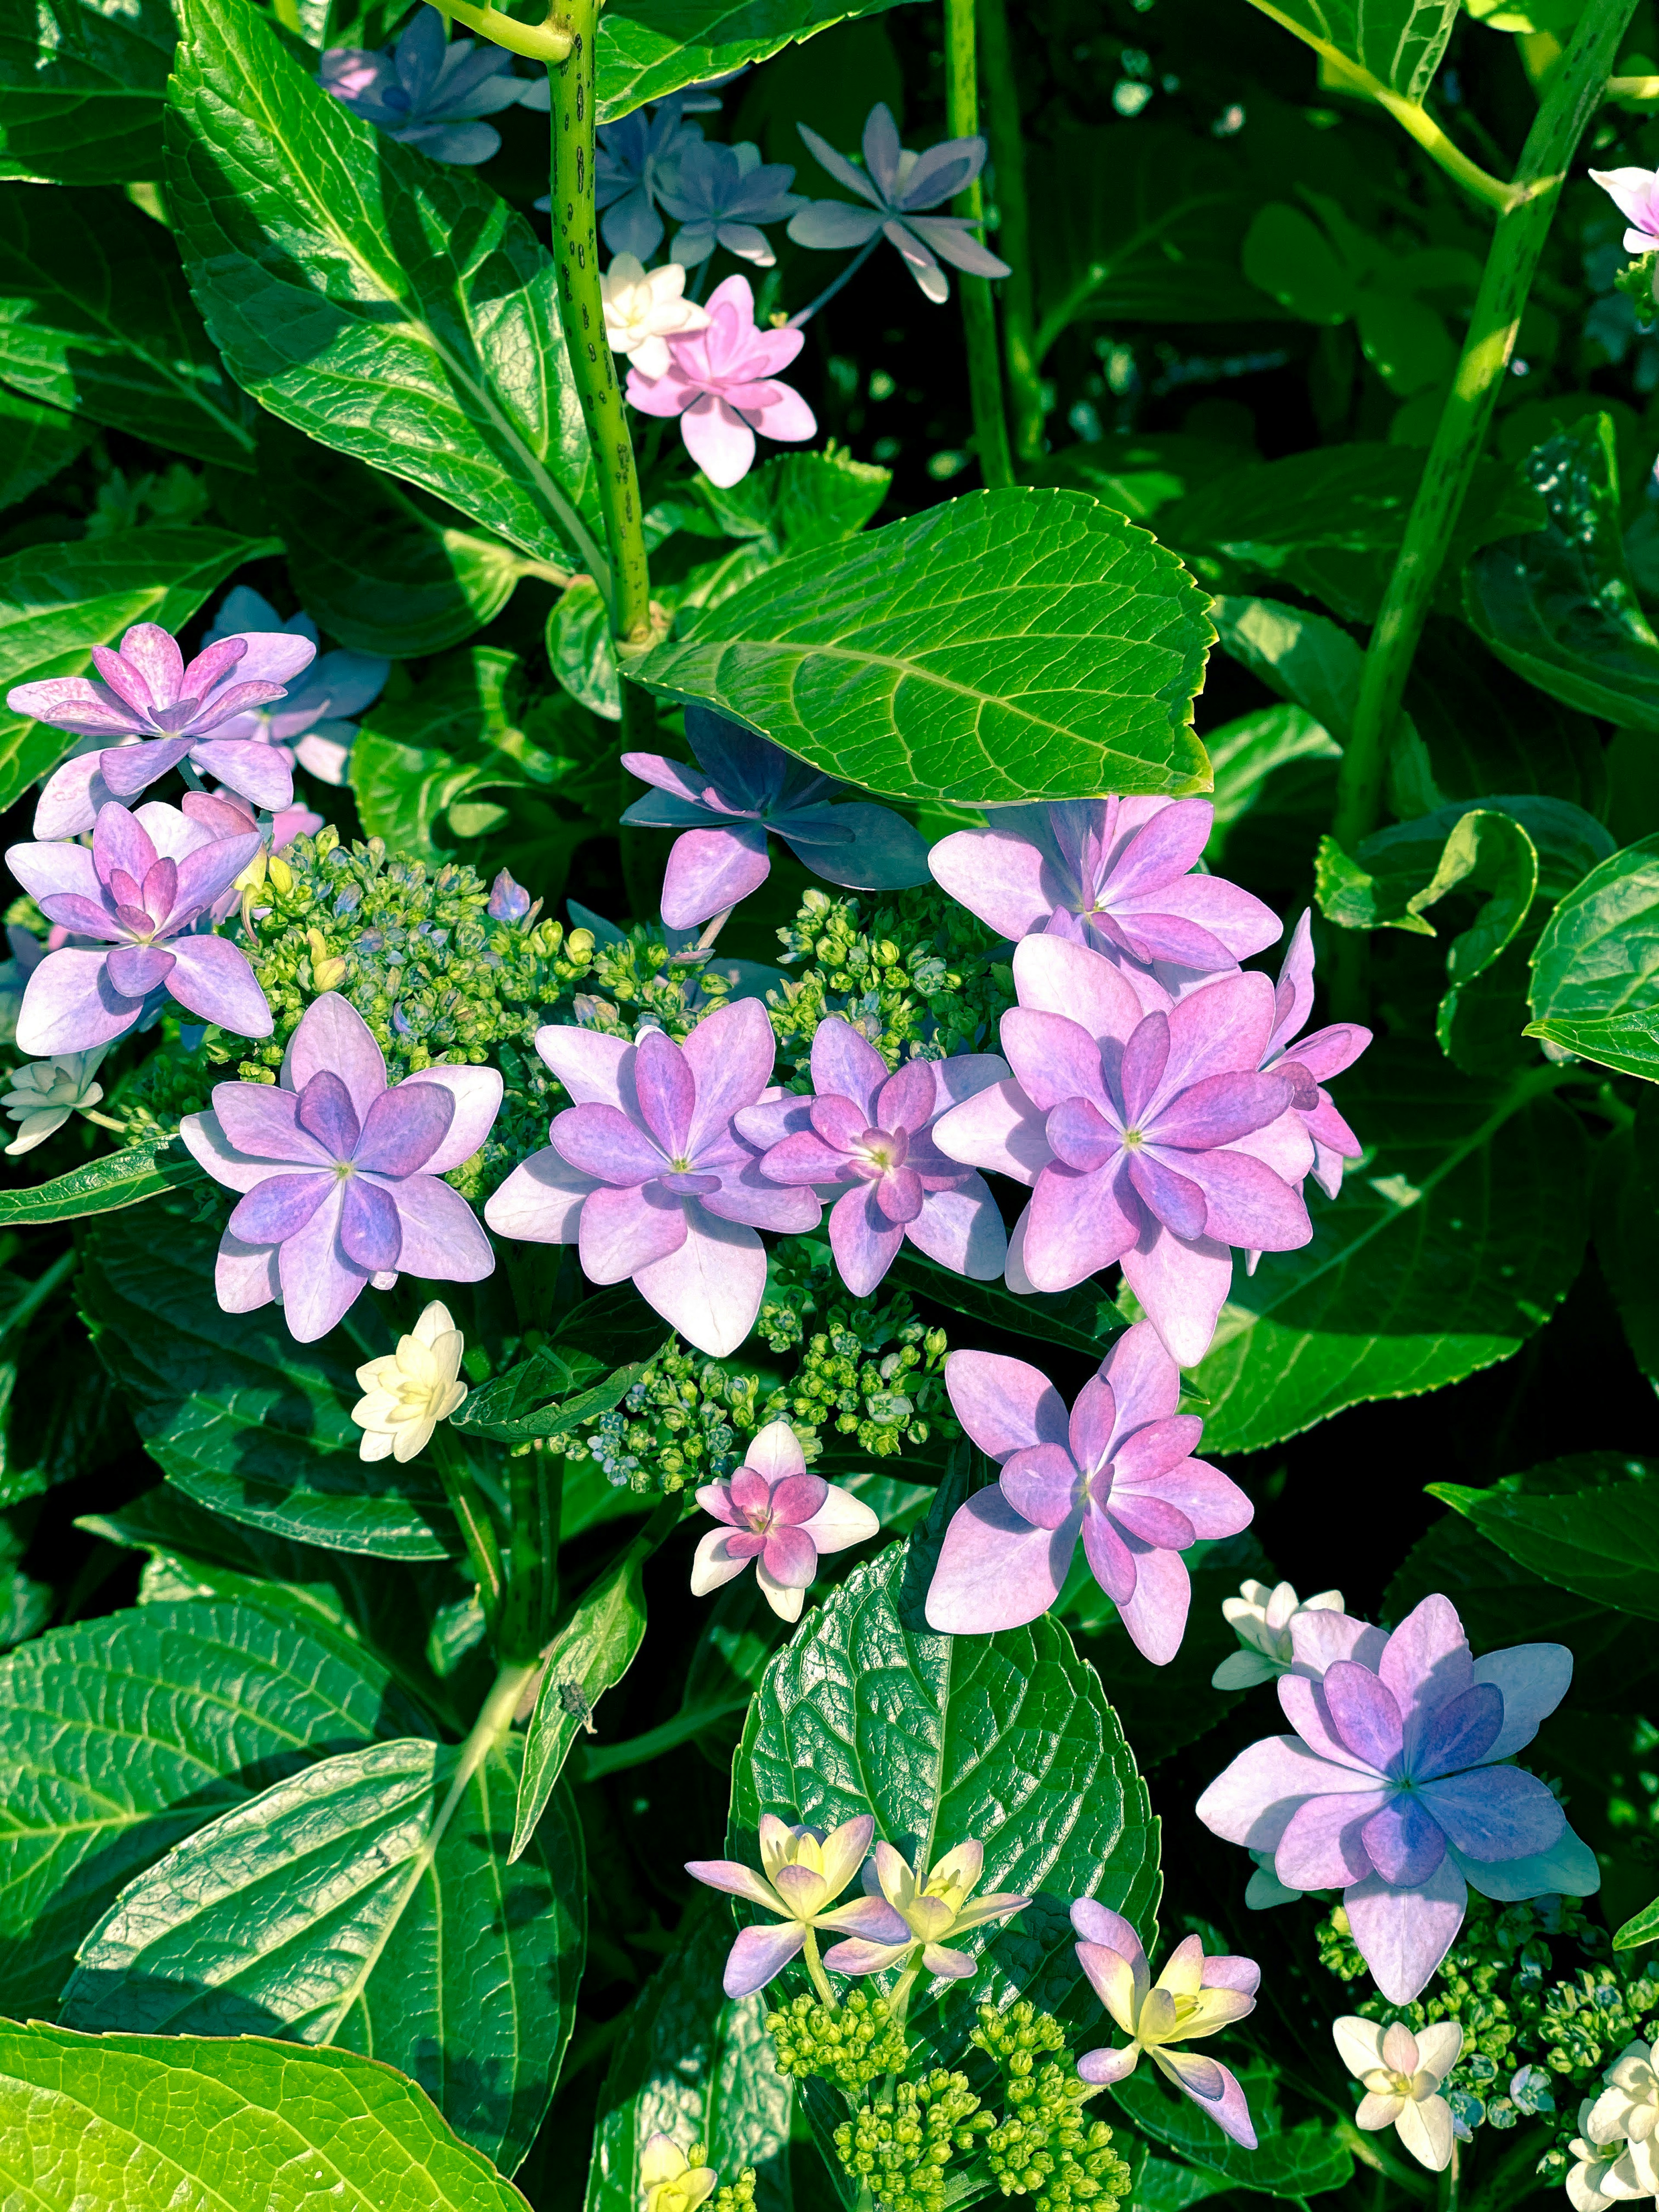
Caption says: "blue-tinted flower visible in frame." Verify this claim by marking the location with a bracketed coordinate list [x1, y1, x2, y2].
[204, 588, 388, 788]
[661, 139, 805, 267]
[321, 4, 528, 166]
[788, 102, 1011, 304]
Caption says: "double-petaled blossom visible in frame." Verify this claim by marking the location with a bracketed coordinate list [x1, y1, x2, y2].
[929, 798, 1281, 1010]
[662, 139, 806, 266]
[788, 102, 1010, 303]
[1252, 911, 1370, 1217]
[641, 2138, 718, 2212]
[1212, 1578, 1346, 1691]
[321, 5, 528, 164]
[738, 1017, 1007, 1295]
[686, 1814, 910, 1998]
[821, 1839, 1030, 1978]
[1333, 2018, 1461, 2174]
[925, 1322, 1250, 1662]
[484, 996, 816, 1357]
[351, 1299, 469, 1463]
[6, 801, 270, 1054]
[1195, 1594, 1595, 2004]
[22, 621, 315, 838]
[1071, 1903, 1259, 2150]
[2, 1048, 108, 1155]
[620, 710, 928, 929]
[570, 88, 722, 258]
[691, 1419, 880, 1621]
[1591, 165, 1659, 254]
[601, 253, 709, 379]
[203, 588, 389, 788]
[626, 275, 816, 489]
[931, 937, 1313, 1367]
[1570, 2041, 1659, 2209]
[181, 993, 500, 1342]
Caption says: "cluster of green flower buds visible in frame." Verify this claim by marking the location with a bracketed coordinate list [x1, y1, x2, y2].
[971, 2002, 1132, 2212]
[575, 1352, 801, 1493]
[831, 2069, 993, 2212]
[766, 1990, 910, 2095]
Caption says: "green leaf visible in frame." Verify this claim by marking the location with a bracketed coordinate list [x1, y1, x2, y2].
[0, 524, 273, 812]
[662, 448, 896, 627]
[1528, 833, 1659, 1079]
[1131, 2157, 1241, 2209]
[584, 1904, 792, 2212]
[166, 0, 602, 570]
[634, 488, 1214, 805]
[594, 0, 922, 120]
[0, 184, 256, 464]
[1464, 416, 1659, 733]
[1405, 625, 1608, 816]
[1027, 435, 1244, 522]
[350, 647, 537, 866]
[0, 388, 89, 510]
[1316, 809, 1540, 983]
[1242, 201, 1357, 324]
[1185, 1046, 1591, 1452]
[0, 2021, 534, 2209]
[62, 1738, 584, 2174]
[1427, 1453, 1659, 1622]
[879, 1243, 1117, 1358]
[0, 1594, 423, 2015]
[0, 1138, 200, 1225]
[1109, 2062, 1352, 2200]
[1595, 1102, 1659, 1384]
[0, 0, 175, 185]
[1202, 703, 1341, 871]
[1615, 1897, 1659, 1951]
[548, 574, 621, 721]
[1210, 594, 1363, 741]
[79, 1203, 460, 1560]
[452, 1355, 648, 1444]
[1255, 0, 1459, 98]
[731, 1532, 1160, 2065]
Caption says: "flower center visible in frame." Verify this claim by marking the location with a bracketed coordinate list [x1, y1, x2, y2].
[747, 1505, 775, 1534]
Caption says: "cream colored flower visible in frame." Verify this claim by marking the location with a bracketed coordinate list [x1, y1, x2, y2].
[2, 1049, 107, 1155]
[819, 1836, 1030, 1979]
[640, 2135, 717, 2212]
[351, 1300, 467, 1463]
[1212, 1578, 1345, 1689]
[1332, 2016, 1461, 2172]
[1568, 2100, 1631, 2212]
[601, 251, 709, 378]
[1572, 2040, 1659, 2205]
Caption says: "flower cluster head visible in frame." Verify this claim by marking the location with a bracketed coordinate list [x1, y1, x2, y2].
[321, 5, 529, 165]
[822, 1838, 1030, 1979]
[1071, 1903, 1259, 2149]
[203, 588, 389, 788]
[601, 254, 709, 379]
[1196, 1593, 1594, 2003]
[1591, 165, 1659, 255]
[686, 1813, 909, 1997]
[1212, 1577, 1345, 1691]
[626, 273, 816, 489]
[1333, 2016, 1461, 2174]
[2, 1048, 107, 1155]
[182, 992, 501, 1341]
[1570, 2039, 1659, 2209]
[926, 1321, 1251, 1663]
[352, 1299, 468, 1463]
[690, 1418, 879, 1621]
[788, 102, 1010, 302]
[737, 1016, 1008, 1296]
[620, 711, 929, 930]
[661, 139, 805, 267]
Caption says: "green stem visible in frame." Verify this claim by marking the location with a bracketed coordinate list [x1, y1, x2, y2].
[801, 1925, 836, 2006]
[537, 1449, 564, 1646]
[943, 0, 1014, 487]
[434, 0, 572, 61]
[0, 1246, 75, 1348]
[431, 1424, 507, 1633]
[1332, 0, 1637, 858]
[975, 0, 1042, 459]
[1332, 2120, 1437, 2202]
[502, 1456, 543, 1663]
[546, 10, 652, 650]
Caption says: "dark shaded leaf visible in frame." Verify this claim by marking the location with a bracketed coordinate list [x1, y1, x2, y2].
[0, 0, 175, 185]
[1427, 1452, 1659, 1622]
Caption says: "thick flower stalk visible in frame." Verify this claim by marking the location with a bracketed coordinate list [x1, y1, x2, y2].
[203, 588, 389, 786]
[181, 992, 501, 1341]
[690, 1419, 879, 1621]
[621, 711, 929, 928]
[925, 1322, 1250, 1661]
[788, 102, 1010, 302]
[7, 801, 269, 1054]
[932, 937, 1313, 1365]
[352, 1299, 469, 1463]
[320, 4, 530, 164]
[738, 1017, 1007, 1295]
[1212, 1578, 1346, 1691]
[485, 996, 817, 1356]
[820, 1838, 1030, 1981]
[1071, 1903, 1259, 2149]
[600, 253, 709, 378]
[626, 274, 817, 489]
[686, 1814, 910, 2000]
[1332, 2017, 1461, 2174]
[1195, 1593, 1594, 2002]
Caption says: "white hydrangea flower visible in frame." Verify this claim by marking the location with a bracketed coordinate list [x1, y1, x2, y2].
[1332, 2017, 1462, 2173]
[600, 252, 709, 379]
[1570, 2040, 1659, 2206]
[352, 1300, 468, 1463]
[1211, 1577, 1345, 1689]
[1567, 2099, 1630, 2212]
[2, 1048, 108, 1155]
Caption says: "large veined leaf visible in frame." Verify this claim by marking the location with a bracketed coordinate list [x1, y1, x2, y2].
[0, 525, 272, 812]
[0, 0, 175, 185]
[0, 388, 89, 509]
[595, 0, 924, 119]
[584, 1904, 791, 2212]
[1110, 2062, 1352, 2201]
[1253, 0, 1459, 99]
[0, 1138, 199, 1226]
[1427, 1454, 1659, 1624]
[0, 1595, 424, 2016]
[635, 489, 1213, 804]
[1185, 1044, 1591, 1453]
[62, 1738, 584, 2174]
[166, 0, 603, 572]
[731, 1532, 1160, 2069]
[0, 2022, 532, 2211]
[0, 184, 255, 465]
[1527, 834, 1659, 1080]
[79, 1204, 460, 1560]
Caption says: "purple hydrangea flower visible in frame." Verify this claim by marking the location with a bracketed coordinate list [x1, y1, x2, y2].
[787, 102, 1010, 304]
[1195, 1594, 1593, 2003]
[622, 709, 929, 928]
[928, 797, 1282, 1009]
[180, 992, 502, 1342]
[686, 1814, 910, 1999]
[21, 621, 316, 839]
[736, 1017, 1007, 1295]
[925, 1321, 1250, 1661]
[931, 936, 1313, 1367]
[483, 996, 818, 1356]
[321, 5, 528, 166]
[690, 1419, 880, 1621]
[203, 588, 389, 788]
[487, 868, 534, 924]
[5, 801, 270, 1054]
[661, 139, 806, 267]
[580, 87, 722, 258]
[1257, 910, 1370, 1208]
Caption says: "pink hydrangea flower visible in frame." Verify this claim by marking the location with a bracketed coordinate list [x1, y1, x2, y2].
[1590, 165, 1659, 253]
[925, 1321, 1250, 1661]
[1255, 910, 1370, 1208]
[626, 273, 815, 488]
[690, 1420, 880, 1621]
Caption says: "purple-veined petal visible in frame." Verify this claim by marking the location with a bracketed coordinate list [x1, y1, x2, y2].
[1278, 1674, 1387, 1777]
[1000, 1442, 1078, 1531]
[1107, 1489, 1195, 1549]
[699, 1166, 821, 1234]
[1076, 2044, 1140, 2088]
[15, 950, 141, 1055]
[1274, 1791, 1385, 1888]
[579, 1181, 688, 1282]
[931, 1076, 1052, 1186]
[1170, 1145, 1311, 1252]
[1127, 1148, 1207, 1240]
[105, 944, 175, 998]
[661, 820, 772, 929]
[690, 1525, 756, 1596]
[1447, 1824, 1599, 1902]
[1000, 1007, 1111, 1114]
[1155, 2051, 1257, 2150]
[1379, 1596, 1474, 1764]
[1024, 1159, 1140, 1288]
[275, 1183, 366, 1342]
[780, 802, 926, 892]
[761, 1521, 818, 1589]
[795, 120, 886, 207]
[1146, 1071, 1292, 1152]
[722, 1919, 808, 1997]
[181, 1111, 302, 1194]
[1080, 1494, 1137, 1605]
[1290, 1608, 1389, 1678]
[1322, 1661, 1406, 1773]
[284, 992, 387, 1121]
[1119, 1221, 1232, 1369]
[365, 1170, 494, 1283]
[1416, 1766, 1564, 1862]
[229, 1170, 334, 1244]
[925, 1489, 1080, 1634]
[944, 1348, 1069, 1459]
[356, 1080, 454, 1178]
[1109, 1414, 1205, 1489]
[1113, 1535, 1193, 1665]
[214, 1229, 281, 1313]
[296, 1069, 362, 1160]
[904, 1176, 1007, 1281]
[683, 995, 777, 1159]
[634, 1029, 696, 1157]
[534, 1025, 635, 1111]
[1343, 1858, 1468, 2005]
[828, 1182, 905, 1296]
[1360, 1795, 1447, 1886]
[1414, 1683, 1503, 1779]
[1157, 971, 1277, 1100]
[928, 820, 1057, 938]
[1195, 1733, 1387, 1850]
[339, 1174, 403, 1273]
[99, 734, 191, 796]
[30, 752, 114, 838]
[1127, 870, 1282, 963]
[797, 1484, 881, 1557]
[553, 1102, 665, 1185]
[809, 1016, 887, 1121]
[92, 800, 158, 888]
[1468, 1645, 1573, 1761]
[764, 1130, 855, 1185]
[188, 739, 294, 810]
[5, 838, 101, 906]
[632, 1208, 766, 1356]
